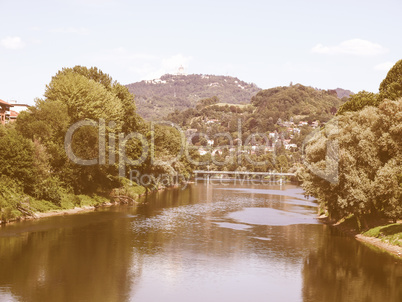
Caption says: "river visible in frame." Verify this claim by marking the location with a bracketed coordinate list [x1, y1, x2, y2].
[0, 183, 401, 302]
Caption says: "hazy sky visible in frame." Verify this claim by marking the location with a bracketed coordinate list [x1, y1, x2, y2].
[1, 0, 401, 105]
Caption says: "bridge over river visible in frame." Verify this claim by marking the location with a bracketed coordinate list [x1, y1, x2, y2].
[193, 170, 296, 184]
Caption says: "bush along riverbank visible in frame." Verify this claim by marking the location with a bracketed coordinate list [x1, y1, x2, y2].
[320, 214, 402, 259]
[0, 177, 147, 225]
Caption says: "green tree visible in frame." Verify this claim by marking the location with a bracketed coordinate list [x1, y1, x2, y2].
[336, 91, 379, 115]
[373, 159, 402, 222]
[0, 126, 35, 193]
[0, 176, 25, 222]
[298, 99, 402, 225]
[17, 66, 144, 194]
[379, 59, 402, 101]
[45, 71, 124, 126]
[196, 96, 219, 110]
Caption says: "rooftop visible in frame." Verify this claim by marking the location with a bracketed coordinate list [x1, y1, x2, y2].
[0, 99, 12, 106]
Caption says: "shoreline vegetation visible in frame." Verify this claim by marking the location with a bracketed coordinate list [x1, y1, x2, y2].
[0, 66, 193, 226]
[319, 215, 402, 260]
[298, 60, 402, 261]
[0, 180, 188, 226]
[0, 183, 149, 226]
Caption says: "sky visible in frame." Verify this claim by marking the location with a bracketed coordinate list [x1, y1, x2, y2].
[1, 0, 401, 105]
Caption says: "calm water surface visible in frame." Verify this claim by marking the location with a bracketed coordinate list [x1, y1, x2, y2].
[0, 183, 401, 302]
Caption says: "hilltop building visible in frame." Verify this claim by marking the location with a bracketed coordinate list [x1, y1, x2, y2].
[176, 65, 186, 76]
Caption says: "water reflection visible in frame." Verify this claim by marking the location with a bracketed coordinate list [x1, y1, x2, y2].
[0, 212, 139, 302]
[123, 184, 320, 302]
[302, 227, 402, 302]
[0, 184, 401, 302]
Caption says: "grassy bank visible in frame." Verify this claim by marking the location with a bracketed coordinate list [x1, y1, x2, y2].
[0, 179, 147, 225]
[363, 223, 402, 247]
[326, 215, 402, 259]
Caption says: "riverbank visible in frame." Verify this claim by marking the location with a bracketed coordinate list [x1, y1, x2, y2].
[0, 182, 183, 226]
[1, 201, 132, 226]
[319, 215, 402, 259]
[0, 178, 152, 226]
[34, 203, 114, 219]
[31, 185, 183, 220]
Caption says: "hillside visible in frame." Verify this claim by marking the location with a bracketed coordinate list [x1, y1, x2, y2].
[167, 83, 348, 147]
[158, 84, 349, 173]
[162, 84, 348, 173]
[126, 74, 261, 120]
[250, 84, 346, 123]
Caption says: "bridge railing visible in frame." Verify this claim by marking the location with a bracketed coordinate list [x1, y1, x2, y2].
[193, 170, 295, 176]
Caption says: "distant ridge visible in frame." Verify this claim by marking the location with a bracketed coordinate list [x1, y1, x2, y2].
[334, 88, 354, 99]
[126, 74, 261, 120]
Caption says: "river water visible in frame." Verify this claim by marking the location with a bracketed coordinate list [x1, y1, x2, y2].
[0, 183, 401, 302]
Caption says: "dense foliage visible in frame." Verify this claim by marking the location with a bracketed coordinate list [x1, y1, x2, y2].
[379, 59, 402, 101]
[336, 91, 379, 115]
[17, 66, 142, 194]
[166, 84, 347, 173]
[337, 60, 402, 115]
[0, 66, 191, 223]
[251, 84, 344, 122]
[298, 61, 402, 226]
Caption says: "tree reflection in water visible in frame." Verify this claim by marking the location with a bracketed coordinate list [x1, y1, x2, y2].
[0, 211, 141, 302]
[302, 227, 402, 302]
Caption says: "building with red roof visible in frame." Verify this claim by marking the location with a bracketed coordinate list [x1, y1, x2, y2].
[0, 99, 13, 125]
[0, 99, 29, 124]
[9, 110, 19, 122]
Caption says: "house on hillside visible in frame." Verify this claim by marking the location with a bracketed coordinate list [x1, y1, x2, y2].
[233, 138, 242, 145]
[285, 143, 298, 150]
[198, 148, 208, 156]
[206, 119, 219, 125]
[311, 120, 320, 128]
[185, 128, 198, 143]
[268, 132, 277, 139]
[211, 149, 223, 156]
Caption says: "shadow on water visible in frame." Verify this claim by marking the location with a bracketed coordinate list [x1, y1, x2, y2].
[0, 212, 143, 302]
[302, 227, 402, 302]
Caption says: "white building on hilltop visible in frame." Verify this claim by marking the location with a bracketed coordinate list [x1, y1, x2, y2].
[176, 65, 186, 75]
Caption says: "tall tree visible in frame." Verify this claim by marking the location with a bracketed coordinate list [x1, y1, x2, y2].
[336, 91, 379, 115]
[17, 66, 144, 193]
[298, 99, 402, 225]
[379, 59, 402, 101]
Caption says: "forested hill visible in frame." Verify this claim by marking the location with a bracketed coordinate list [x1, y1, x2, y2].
[125, 74, 261, 120]
[167, 84, 349, 141]
[162, 83, 350, 174]
[250, 84, 347, 123]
